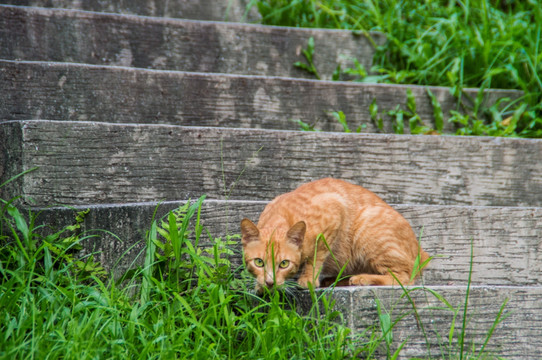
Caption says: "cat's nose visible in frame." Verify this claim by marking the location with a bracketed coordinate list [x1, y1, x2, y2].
[265, 278, 274, 287]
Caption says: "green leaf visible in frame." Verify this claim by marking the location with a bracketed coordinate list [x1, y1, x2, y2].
[369, 99, 384, 131]
[331, 111, 350, 133]
[75, 209, 90, 224]
[332, 64, 341, 81]
[449, 307, 459, 346]
[369, 99, 378, 120]
[342, 58, 367, 80]
[7, 204, 29, 246]
[388, 106, 404, 134]
[44, 246, 53, 279]
[503, 103, 528, 136]
[449, 110, 469, 126]
[293, 61, 311, 72]
[292, 119, 319, 131]
[390, 338, 408, 360]
[406, 88, 416, 114]
[141, 220, 157, 303]
[375, 297, 393, 347]
[0, 167, 38, 189]
[168, 211, 181, 263]
[427, 88, 444, 133]
[294, 37, 320, 79]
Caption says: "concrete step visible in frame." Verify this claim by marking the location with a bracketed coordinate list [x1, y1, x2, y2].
[0, 60, 522, 134]
[299, 286, 542, 359]
[0, 0, 261, 22]
[0, 5, 383, 80]
[34, 200, 542, 287]
[2, 120, 541, 207]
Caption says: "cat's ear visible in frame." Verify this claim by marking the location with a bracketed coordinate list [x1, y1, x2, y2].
[287, 221, 306, 248]
[240, 218, 260, 245]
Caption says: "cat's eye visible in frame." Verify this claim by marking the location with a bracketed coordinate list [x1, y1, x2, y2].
[253, 258, 264, 267]
[279, 260, 290, 269]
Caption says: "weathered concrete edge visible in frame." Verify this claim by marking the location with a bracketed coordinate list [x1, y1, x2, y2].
[0, 122, 23, 202]
[6, 120, 541, 207]
[0, 5, 385, 79]
[0, 60, 523, 133]
[0, 3, 378, 36]
[29, 200, 542, 286]
[0, 0, 263, 22]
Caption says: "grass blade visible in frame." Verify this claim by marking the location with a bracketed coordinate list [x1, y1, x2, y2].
[459, 239, 474, 360]
[168, 211, 181, 267]
[0, 167, 38, 189]
[427, 88, 444, 133]
[477, 298, 510, 358]
[141, 220, 157, 304]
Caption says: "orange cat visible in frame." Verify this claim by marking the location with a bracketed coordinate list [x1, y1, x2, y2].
[240, 178, 429, 291]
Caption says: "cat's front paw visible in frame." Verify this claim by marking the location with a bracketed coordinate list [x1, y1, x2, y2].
[348, 274, 397, 286]
[297, 276, 320, 289]
[348, 275, 372, 286]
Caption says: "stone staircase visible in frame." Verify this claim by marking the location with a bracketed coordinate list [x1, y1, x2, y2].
[1, 2, 541, 358]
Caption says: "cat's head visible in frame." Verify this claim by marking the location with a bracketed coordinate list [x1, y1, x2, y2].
[240, 218, 306, 291]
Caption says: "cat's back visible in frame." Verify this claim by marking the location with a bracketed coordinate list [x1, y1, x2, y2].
[258, 178, 388, 226]
[280, 178, 384, 206]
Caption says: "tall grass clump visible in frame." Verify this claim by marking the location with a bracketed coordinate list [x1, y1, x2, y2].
[0, 190, 363, 359]
[254, 0, 542, 138]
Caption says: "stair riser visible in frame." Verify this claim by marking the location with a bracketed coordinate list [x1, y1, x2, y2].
[32, 201, 542, 286]
[298, 286, 542, 359]
[2, 121, 541, 207]
[0, 0, 261, 22]
[0, 60, 522, 133]
[0, 5, 383, 80]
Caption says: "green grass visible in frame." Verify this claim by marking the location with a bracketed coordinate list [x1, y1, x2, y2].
[0, 193, 365, 359]
[253, 0, 542, 138]
[0, 196, 510, 359]
[0, 173, 508, 359]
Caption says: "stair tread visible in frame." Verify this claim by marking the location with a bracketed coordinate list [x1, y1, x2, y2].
[2, 120, 541, 207]
[0, 60, 522, 133]
[33, 200, 542, 286]
[0, 4, 383, 80]
[0, 0, 261, 22]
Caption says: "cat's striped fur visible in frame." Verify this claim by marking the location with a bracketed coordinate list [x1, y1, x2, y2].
[240, 178, 429, 291]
